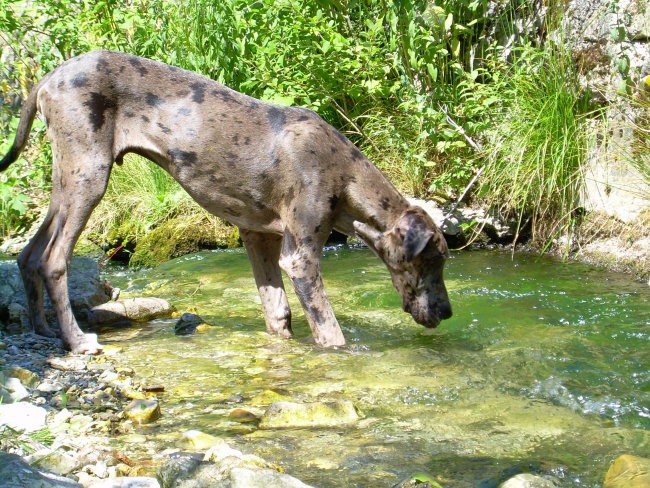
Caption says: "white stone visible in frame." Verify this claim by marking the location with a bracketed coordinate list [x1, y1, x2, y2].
[0, 402, 47, 432]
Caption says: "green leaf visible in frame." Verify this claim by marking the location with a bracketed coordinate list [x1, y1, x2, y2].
[444, 13, 454, 33]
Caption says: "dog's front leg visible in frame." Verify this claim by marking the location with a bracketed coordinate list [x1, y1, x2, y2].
[240, 229, 293, 338]
[279, 229, 346, 348]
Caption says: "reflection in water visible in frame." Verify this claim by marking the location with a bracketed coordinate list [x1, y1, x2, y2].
[102, 248, 650, 487]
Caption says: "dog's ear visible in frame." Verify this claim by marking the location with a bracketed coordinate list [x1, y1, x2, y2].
[353, 221, 384, 252]
[402, 214, 434, 262]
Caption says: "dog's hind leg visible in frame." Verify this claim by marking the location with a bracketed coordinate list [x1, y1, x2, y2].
[20, 145, 112, 354]
[241, 229, 293, 338]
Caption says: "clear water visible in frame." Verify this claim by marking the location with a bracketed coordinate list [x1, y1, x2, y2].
[99, 247, 649, 487]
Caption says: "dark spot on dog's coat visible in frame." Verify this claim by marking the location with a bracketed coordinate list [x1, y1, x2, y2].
[381, 197, 391, 211]
[128, 57, 149, 77]
[190, 82, 206, 104]
[168, 148, 198, 166]
[145, 92, 164, 107]
[124, 111, 135, 118]
[95, 59, 110, 72]
[350, 147, 364, 160]
[157, 123, 171, 134]
[267, 106, 286, 133]
[177, 107, 191, 116]
[141, 115, 150, 123]
[82, 92, 116, 132]
[71, 73, 88, 88]
[329, 194, 339, 210]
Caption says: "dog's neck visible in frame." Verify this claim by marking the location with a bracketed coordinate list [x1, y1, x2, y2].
[340, 159, 410, 234]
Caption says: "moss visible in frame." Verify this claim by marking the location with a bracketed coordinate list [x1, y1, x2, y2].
[129, 215, 240, 268]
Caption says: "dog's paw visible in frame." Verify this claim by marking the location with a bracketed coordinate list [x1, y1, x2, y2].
[71, 333, 104, 355]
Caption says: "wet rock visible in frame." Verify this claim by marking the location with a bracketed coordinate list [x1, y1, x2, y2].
[124, 398, 161, 424]
[0, 452, 82, 487]
[88, 297, 173, 325]
[498, 473, 558, 487]
[604, 454, 650, 488]
[174, 313, 206, 335]
[259, 400, 359, 429]
[0, 401, 47, 432]
[167, 441, 312, 488]
[47, 357, 88, 371]
[1, 375, 29, 403]
[87, 477, 161, 487]
[230, 467, 314, 488]
[5, 365, 41, 387]
[176, 429, 221, 450]
[250, 389, 292, 405]
[229, 408, 259, 423]
[158, 453, 202, 488]
[28, 448, 79, 476]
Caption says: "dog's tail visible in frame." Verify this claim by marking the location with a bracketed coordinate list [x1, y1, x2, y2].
[0, 79, 42, 172]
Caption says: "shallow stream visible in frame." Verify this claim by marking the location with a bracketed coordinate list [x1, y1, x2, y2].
[100, 247, 649, 487]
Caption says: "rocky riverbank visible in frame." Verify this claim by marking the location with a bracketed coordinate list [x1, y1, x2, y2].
[0, 330, 324, 488]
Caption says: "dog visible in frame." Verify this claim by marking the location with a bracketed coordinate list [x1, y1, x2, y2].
[0, 51, 452, 354]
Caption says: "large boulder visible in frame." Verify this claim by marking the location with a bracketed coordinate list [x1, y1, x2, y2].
[0, 257, 112, 331]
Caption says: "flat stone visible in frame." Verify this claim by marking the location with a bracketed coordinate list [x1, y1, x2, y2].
[259, 400, 359, 429]
[47, 357, 88, 371]
[176, 429, 221, 450]
[88, 298, 172, 325]
[0, 402, 47, 432]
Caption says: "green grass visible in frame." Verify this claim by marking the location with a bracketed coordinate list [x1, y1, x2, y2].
[476, 43, 595, 248]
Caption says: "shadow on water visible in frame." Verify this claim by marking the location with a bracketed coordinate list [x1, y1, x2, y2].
[98, 247, 649, 487]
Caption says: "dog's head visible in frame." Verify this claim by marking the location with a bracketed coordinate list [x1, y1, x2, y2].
[354, 207, 452, 328]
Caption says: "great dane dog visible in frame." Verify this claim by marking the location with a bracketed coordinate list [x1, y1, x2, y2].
[0, 51, 452, 354]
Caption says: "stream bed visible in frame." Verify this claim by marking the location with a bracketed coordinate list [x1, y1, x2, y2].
[99, 247, 649, 487]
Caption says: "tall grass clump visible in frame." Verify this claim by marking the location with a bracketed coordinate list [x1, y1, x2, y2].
[85, 155, 199, 248]
[476, 43, 594, 248]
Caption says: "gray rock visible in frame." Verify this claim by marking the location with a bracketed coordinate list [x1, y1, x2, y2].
[230, 467, 314, 488]
[499, 473, 558, 487]
[0, 401, 47, 432]
[28, 448, 79, 476]
[1, 376, 29, 403]
[157, 454, 202, 488]
[88, 478, 161, 488]
[88, 298, 173, 326]
[0, 452, 82, 487]
[0, 257, 112, 330]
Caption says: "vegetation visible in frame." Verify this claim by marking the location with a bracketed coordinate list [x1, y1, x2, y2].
[0, 0, 643, 261]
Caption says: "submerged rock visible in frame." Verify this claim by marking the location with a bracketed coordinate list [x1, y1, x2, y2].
[604, 454, 650, 488]
[259, 400, 359, 429]
[174, 313, 206, 335]
[124, 398, 161, 424]
[176, 429, 221, 450]
[498, 473, 558, 487]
